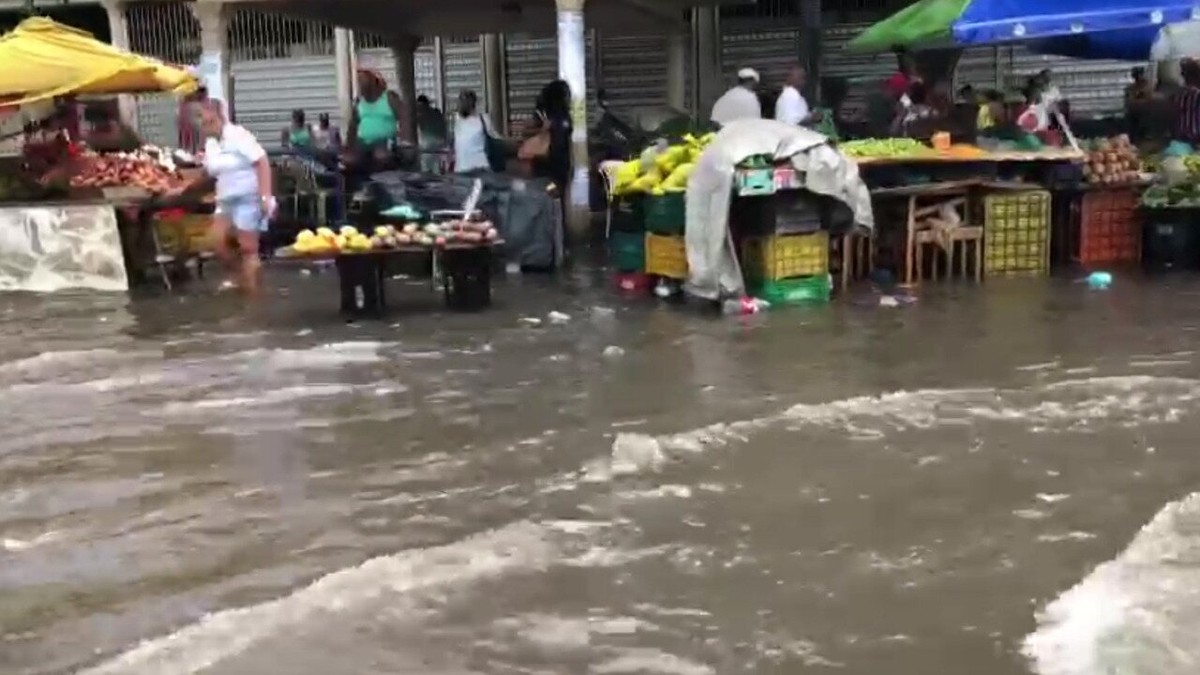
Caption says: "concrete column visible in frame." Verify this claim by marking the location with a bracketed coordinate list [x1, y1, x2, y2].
[390, 36, 418, 144]
[335, 28, 354, 129]
[666, 32, 687, 112]
[481, 34, 506, 133]
[101, 0, 137, 128]
[692, 6, 721, 118]
[556, 0, 590, 238]
[191, 1, 230, 112]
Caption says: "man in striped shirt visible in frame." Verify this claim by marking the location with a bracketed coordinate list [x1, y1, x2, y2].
[1173, 59, 1200, 145]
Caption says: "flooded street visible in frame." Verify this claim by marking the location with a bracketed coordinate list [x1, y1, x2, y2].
[3, 268, 1200, 675]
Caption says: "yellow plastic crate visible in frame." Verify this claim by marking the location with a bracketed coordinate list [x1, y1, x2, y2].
[644, 233, 688, 280]
[154, 214, 215, 255]
[981, 191, 1050, 275]
[741, 231, 829, 282]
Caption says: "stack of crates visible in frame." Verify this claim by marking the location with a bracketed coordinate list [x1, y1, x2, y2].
[643, 192, 688, 280]
[1078, 188, 1140, 265]
[981, 190, 1051, 276]
[609, 197, 646, 289]
[738, 192, 832, 304]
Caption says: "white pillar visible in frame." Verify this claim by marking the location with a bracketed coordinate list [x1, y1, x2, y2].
[191, 1, 230, 112]
[666, 32, 687, 112]
[481, 34, 506, 133]
[334, 28, 354, 129]
[390, 36, 418, 144]
[102, 0, 137, 127]
[556, 0, 590, 238]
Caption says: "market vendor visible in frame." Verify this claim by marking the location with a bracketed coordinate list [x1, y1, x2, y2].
[169, 99, 275, 296]
[710, 68, 762, 126]
[346, 68, 405, 167]
[775, 65, 822, 127]
[890, 81, 936, 137]
[1172, 59, 1200, 146]
[281, 109, 313, 150]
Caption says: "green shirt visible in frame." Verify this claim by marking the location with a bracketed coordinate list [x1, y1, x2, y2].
[288, 126, 312, 148]
[356, 95, 396, 145]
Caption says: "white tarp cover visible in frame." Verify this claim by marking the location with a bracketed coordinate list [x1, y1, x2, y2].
[684, 119, 874, 301]
[1151, 21, 1200, 61]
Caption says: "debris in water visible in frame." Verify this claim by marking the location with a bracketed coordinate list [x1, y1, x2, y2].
[296, 328, 313, 337]
[548, 311, 571, 324]
[879, 295, 901, 308]
[299, 268, 312, 277]
[519, 317, 543, 327]
[591, 306, 616, 320]
[1086, 271, 1112, 290]
[602, 346, 625, 358]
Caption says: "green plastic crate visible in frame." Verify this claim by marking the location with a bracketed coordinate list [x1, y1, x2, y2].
[736, 168, 775, 196]
[609, 230, 645, 273]
[643, 193, 685, 235]
[751, 274, 832, 305]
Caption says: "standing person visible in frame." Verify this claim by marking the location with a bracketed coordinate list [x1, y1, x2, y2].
[346, 69, 404, 166]
[178, 86, 207, 154]
[280, 109, 312, 151]
[710, 68, 762, 126]
[452, 90, 500, 174]
[1017, 84, 1050, 133]
[416, 95, 448, 173]
[890, 81, 936, 137]
[1037, 69, 1063, 112]
[1126, 67, 1153, 141]
[170, 100, 275, 295]
[310, 113, 342, 154]
[886, 47, 917, 102]
[1172, 59, 1200, 146]
[528, 79, 573, 192]
[775, 64, 822, 127]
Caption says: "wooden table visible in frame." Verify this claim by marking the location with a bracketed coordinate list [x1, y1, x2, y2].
[277, 241, 503, 317]
[854, 148, 1085, 166]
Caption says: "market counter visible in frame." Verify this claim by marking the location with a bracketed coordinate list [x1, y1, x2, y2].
[0, 200, 127, 292]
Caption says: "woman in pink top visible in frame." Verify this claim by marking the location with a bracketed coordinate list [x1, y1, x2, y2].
[885, 48, 917, 101]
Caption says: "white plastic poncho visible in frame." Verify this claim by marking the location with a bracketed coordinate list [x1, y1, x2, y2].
[684, 119, 874, 301]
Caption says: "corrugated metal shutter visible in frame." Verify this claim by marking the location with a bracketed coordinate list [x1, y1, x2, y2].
[1000, 47, 1130, 117]
[503, 34, 598, 134]
[443, 38, 484, 102]
[356, 45, 440, 103]
[719, 20, 799, 88]
[954, 46, 1002, 91]
[135, 94, 181, 148]
[598, 35, 668, 111]
[820, 22, 900, 119]
[230, 55, 338, 151]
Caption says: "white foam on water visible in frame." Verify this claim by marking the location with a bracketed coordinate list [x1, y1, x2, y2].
[1024, 492, 1200, 675]
[595, 376, 1200, 481]
[160, 384, 357, 413]
[234, 341, 388, 370]
[79, 521, 566, 675]
[0, 348, 149, 379]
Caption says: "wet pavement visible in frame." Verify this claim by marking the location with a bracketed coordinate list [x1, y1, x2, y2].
[2, 266, 1200, 675]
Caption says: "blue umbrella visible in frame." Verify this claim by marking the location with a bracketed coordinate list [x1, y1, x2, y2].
[1030, 21, 1200, 60]
[951, 0, 1200, 45]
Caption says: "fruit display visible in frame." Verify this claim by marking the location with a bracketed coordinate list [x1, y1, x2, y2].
[839, 138, 936, 159]
[68, 150, 184, 192]
[612, 132, 715, 197]
[290, 221, 498, 255]
[1141, 181, 1200, 208]
[1082, 135, 1140, 185]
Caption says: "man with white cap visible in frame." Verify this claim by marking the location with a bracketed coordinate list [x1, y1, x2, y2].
[710, 67, 763, 126]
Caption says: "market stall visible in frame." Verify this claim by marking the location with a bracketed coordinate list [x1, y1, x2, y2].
[0, 18, 199, 293]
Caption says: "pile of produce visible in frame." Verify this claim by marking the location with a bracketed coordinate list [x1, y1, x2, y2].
[839, 138, 935, 159]
[68, 150, 184, 192]
[1082, 135, 1141, 185]
[291, 221, 498, 255]
[612, 132, 715, 197]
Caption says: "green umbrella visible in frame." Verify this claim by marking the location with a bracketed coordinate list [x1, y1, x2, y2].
[847, 0, 970, 52]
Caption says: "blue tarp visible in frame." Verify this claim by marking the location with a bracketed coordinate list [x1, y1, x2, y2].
[1028, 26, 1161, 60]
[951, 0, 1200, 45]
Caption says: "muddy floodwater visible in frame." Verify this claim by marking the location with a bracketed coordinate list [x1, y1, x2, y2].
[3, 268, 1200, 675]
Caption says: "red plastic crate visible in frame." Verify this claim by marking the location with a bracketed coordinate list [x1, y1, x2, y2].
[1078, 189, 1140, 265]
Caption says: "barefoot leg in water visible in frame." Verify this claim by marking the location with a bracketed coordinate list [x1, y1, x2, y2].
[211, 211, 240, 290]
[236, 229, 262, 296]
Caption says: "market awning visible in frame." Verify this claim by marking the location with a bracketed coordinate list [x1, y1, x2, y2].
[848, 0, 1200, 52]
[1030, 21, 1200, 61]
[0, 17, 197, 106]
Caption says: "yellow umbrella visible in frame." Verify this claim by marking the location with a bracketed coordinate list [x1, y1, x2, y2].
[0, 17, 197, 106]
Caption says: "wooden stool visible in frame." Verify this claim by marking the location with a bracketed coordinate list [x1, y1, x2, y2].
[833, 231, 874, 291]
[945, 225, 984, 282]
[912, 228, 942, 283]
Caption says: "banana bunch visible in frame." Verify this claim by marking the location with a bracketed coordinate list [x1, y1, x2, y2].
[613, 132, 715, 197]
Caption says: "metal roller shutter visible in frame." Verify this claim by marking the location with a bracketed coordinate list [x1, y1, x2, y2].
[230, 55, 338, 151]
[719, 20, 799, 89]
[1000, 47, 1131, 118]
[598, 35, 668, 111]
[443, 38, 484, 102]
[356, 45, 440, 105]
[955, 46, 1003, 92]
[820, 23, 900, 120]
[504, 34, 597, 134]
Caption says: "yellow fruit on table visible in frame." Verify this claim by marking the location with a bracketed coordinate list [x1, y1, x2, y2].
[296, 229, 315, 243]
[316, 226, 334, 239]
[350, 234, 372, 251]
[651, 186, 665, 196]
[333, 234, 348, 250]
[663, 162, 695, 189]
[374, 226, 390, 237]
[339, 225, 358, 237]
